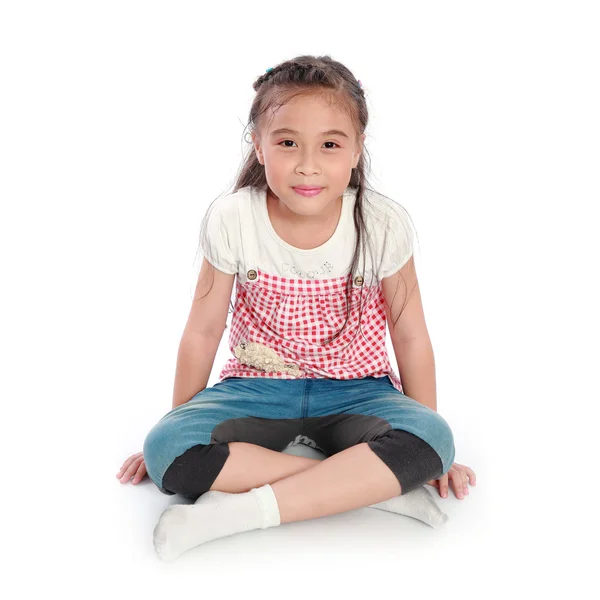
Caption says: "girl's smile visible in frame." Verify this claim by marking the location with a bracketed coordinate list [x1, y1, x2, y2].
[292, 186, 324, 197]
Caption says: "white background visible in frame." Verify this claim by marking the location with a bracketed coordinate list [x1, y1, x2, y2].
[1, 1, 598, 597]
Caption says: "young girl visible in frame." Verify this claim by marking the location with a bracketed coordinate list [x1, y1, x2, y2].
[117, 54, 476, 561]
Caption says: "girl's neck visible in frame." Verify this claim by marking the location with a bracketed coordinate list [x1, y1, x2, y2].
[266, 188, 342, 224]
[266, 188, 343, 250]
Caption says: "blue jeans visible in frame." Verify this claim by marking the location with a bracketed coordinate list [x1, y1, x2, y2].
[143, 375, 456, 499]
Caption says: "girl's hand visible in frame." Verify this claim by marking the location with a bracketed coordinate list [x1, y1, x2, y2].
[116, 451, 147, 485]
[426, 462, 476, 499]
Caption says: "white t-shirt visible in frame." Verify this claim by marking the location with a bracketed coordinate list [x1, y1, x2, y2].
[200, 184, 415, 284]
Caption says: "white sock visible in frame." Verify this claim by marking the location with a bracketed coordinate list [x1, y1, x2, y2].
[153, 484, 281, 562]
[369, 486, 449, 528]
[197, 485, 448, 529]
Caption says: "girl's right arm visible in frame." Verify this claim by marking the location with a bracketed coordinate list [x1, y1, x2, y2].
[117, 258, 235, 485]
[172, 257, 236, 409]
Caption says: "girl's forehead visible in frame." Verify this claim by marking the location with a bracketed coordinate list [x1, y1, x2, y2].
[264, 95, 355, 134]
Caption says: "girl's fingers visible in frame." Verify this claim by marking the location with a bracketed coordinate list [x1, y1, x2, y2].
[465, 467, 477, 486]
[431, 464, 476, 499]
[448, 464, 473, 497]
[460, 471, 469, 496]
[119, 456, 143, 482]
[457, 465, 476, 492]
[450, 470, 465, 499]
[116, 460, 133, 478]
[439, 474, 449, 498]
[116, 453, 143, 477]
[119, 465, 135, 482]
[117, 457, 133, 476]
[131, 461, 147, 485]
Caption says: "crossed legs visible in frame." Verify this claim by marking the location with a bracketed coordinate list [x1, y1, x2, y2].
[210, 440, 401, 523]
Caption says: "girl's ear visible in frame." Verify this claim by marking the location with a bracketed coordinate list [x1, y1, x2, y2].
[251, 131, 265, 165]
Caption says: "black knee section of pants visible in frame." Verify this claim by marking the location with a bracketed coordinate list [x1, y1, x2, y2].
[161, 442, 231, 500]
[368, 429, 444, 494]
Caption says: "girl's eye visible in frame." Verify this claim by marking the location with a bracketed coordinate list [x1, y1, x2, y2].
[279, 140, 339, 149]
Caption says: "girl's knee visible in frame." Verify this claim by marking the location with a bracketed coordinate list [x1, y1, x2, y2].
[142, 421, 172, 488]
[368, 428, 443, 494]
[143, 421, 230, 499]
[427, 412, 455, 474]
[161, 441, 231, 499]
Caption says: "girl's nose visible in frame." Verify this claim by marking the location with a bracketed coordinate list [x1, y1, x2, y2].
[296, 161, 320, 176]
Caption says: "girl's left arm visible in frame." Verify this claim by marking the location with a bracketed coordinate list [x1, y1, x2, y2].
[382, 256, 437, 412]
[382, 258, 478, 499]
[392, 336, 437, 412]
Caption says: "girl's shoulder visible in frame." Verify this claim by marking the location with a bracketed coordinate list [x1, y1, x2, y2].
[360, 187, 413, 233]
[205, 185, 255, 216]
[360, 188, 416, 279]
[201, 186, 262, 237]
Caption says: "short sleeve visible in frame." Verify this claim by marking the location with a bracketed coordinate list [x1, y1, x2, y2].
[199, 199, 238, 275]
[377, 202, 415, 279]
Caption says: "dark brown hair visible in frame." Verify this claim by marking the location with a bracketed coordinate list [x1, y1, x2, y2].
[196, 54, 416, 344]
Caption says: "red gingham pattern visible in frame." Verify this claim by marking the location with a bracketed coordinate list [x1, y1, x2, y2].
[218, 268, 404, 393]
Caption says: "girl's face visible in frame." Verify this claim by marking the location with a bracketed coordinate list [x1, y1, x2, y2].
[252, 93, 364, 218]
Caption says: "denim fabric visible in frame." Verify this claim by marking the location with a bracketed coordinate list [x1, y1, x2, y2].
[143, 375, 455, 494]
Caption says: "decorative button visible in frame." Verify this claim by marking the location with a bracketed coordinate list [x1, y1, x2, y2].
[354, 275, 364, 286]
[247, 269, 257, 281]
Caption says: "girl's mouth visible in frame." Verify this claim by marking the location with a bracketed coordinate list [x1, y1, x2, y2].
[293, 187, 323, 197]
